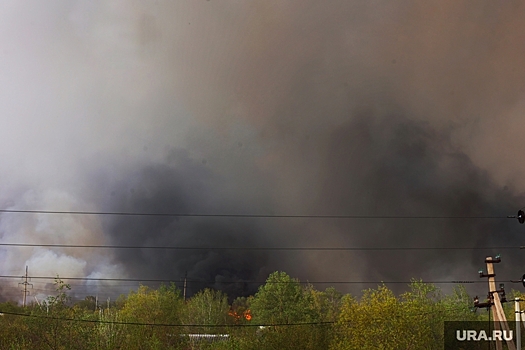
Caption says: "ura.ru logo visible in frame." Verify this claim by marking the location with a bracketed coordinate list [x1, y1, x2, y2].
[456, 329, 513, 342]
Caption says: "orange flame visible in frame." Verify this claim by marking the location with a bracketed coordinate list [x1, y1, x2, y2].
[244, 309, 252, 321]
[228, 310, 240, 319]
[229, 309, 252, 321]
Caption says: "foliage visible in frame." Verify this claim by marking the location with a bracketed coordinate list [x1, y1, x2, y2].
[248, 271, 334, 349]
[250, 271, 309, 324]
[183, 288, 231, 338]
[45, 276, 72, 310]
[0, 272, 482, 350]
[331, 281, 480, 350]
[118, 283, 184, 349]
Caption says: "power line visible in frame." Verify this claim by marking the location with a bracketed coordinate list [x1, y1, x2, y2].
[0, 208, 508, 219]
[0, 305, 471, 327]
[0, 310, 334, 327]
[0, 274, 488, 284]
[0, 242, 518, 251]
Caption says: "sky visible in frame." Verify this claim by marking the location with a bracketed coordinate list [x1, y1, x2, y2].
[1, 1, 525, 301]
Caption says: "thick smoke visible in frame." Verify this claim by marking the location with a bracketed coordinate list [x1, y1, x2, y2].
[1, 0, 525, 300]
[98, 149, 273, 297]
[309, 112, 525, 288]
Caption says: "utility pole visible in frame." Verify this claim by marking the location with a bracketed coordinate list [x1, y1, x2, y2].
[183, 271, 187, 301]
[515, 298, 525, 350]
[516, 298, 521, 350]
[18, 266, 32, 307]
[478, 256, 516, 350]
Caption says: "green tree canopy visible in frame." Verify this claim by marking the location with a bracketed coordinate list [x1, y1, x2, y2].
[250, 271, 310, 324]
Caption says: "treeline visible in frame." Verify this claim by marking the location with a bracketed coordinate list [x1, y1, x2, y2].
[0, 271, 517, 349]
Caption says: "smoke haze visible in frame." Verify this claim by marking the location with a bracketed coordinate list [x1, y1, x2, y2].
[1, 0, 525, 300]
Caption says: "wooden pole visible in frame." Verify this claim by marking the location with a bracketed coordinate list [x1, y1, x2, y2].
[516, 298, 521, 350]
[487, 259, 503, 350]
[486, 256, 515, 350]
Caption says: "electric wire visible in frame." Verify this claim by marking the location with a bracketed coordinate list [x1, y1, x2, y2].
[0, 305, 471, 327]
[0, 242, 518, 251]
[0, 310, 335, 327]
[0, 208, 509, 219]
[0, 274, 489, 284]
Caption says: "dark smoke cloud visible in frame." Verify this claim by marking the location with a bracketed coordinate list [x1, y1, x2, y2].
[2, 1, 525, 300]
[96, 112, 525, 297]
[310, 112, 525, 289]
[99, 149, 272, 297]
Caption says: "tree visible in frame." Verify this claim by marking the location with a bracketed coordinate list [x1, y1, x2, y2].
[304, 285, 342, 323]
[249, 271, 329, 350]
[183, 288, 230, 331]
[45, 276, 71, 310]
[331, 282, 479, 350]
[180, 288, 231, 350]
[119, 283, 184, 349]
[23, 276, 96, 350]
[250, 271, 308, 324]
[332, 285, 411, 350]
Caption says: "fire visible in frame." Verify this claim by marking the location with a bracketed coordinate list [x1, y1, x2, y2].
[228, 309, 252, 321]
[244, 310, 252, 321]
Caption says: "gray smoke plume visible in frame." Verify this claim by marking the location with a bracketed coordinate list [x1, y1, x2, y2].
[1, 0, 525, 300]
[97, 149, 273, 297]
